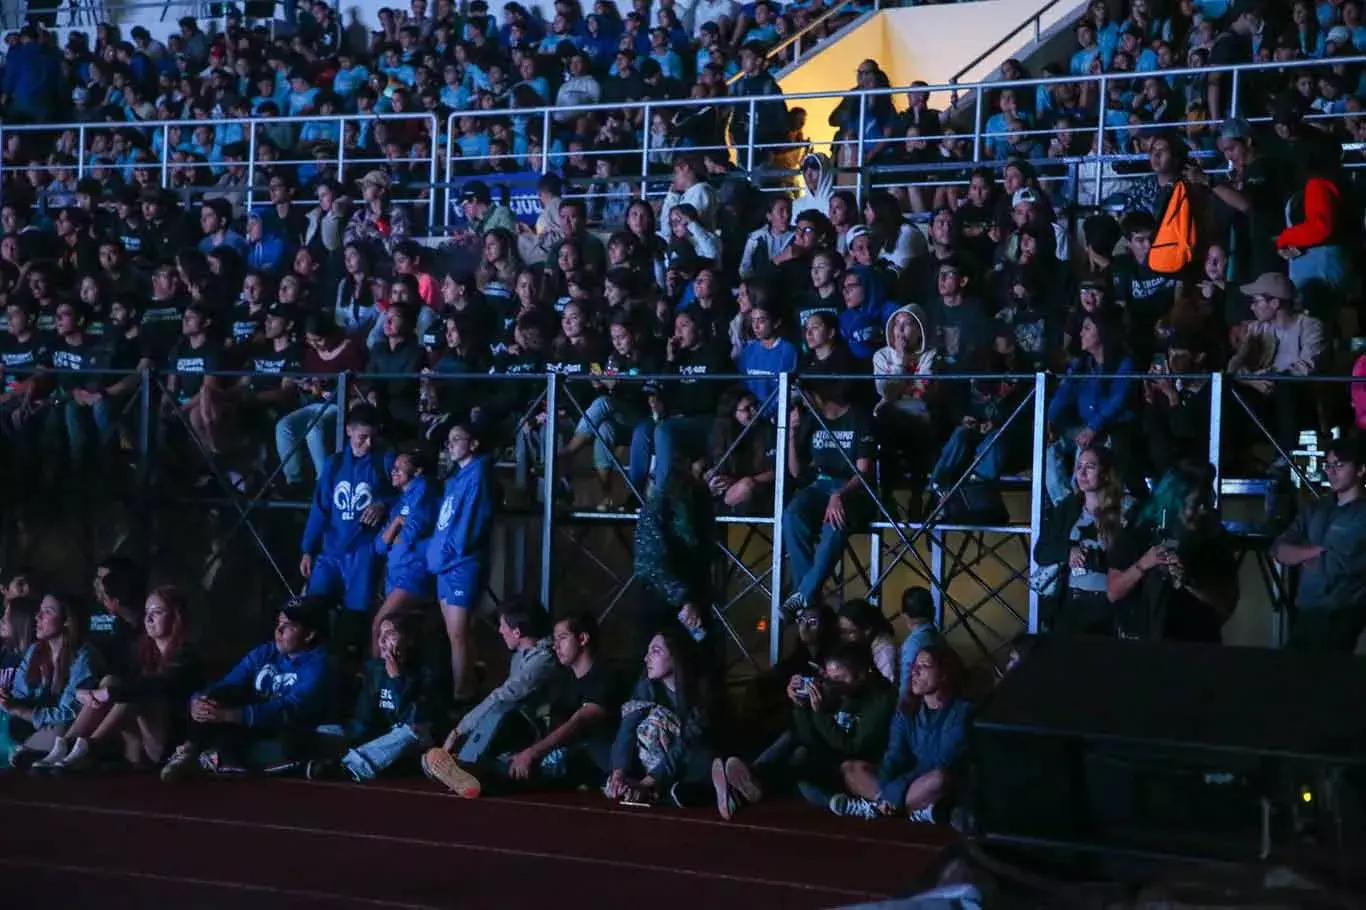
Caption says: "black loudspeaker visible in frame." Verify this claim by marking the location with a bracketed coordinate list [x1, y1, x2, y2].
[970, 637, 1366, 863]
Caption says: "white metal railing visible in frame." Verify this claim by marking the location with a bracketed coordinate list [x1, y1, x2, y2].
[6, 55, 1363, 228]
[0, 112, 440, 229]
[947, 0, 1074, 86]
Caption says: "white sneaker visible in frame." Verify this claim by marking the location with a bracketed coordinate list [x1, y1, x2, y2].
[30, 736, 70, 770]
[53, 737, 93, 771]
[829, 793, 879, 820]
[779, 593, 807, 622]
[908, 806, 936, 824]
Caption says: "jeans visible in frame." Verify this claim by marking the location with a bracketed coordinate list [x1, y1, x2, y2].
[275, 402, 338, 485]
[43, 398, 115, 472]
[574, 395, 641, 471]
[341, 724, 429, 781]
[783, 477, 864, 603]
[628, 414, 713, 494]
[930, 423, 1007, 486]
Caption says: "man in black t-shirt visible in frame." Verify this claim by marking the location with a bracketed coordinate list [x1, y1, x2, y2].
[492, 612, 621, 789]
[236, 303, 303, 426]
[781, 380, 875, 618]
[41, 300, 112, 476]
[1206, 1, 1260, 121]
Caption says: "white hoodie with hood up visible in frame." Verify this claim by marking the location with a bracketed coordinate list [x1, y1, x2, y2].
[791, 152, 835, 220]
[873, 303, 938, 421]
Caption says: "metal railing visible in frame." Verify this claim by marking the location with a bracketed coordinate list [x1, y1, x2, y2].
[29, 362, 1344, 664]
[947, 0, 1074, 86]
[0, 112, 441, 230]
[5, 54, 1363, 228]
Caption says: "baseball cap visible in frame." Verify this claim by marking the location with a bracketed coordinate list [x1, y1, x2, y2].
[1219, 117, 1251, 142]
[281, 594, 332, 636]
[1240, 272, 1295, 301]
[461, 180, 492, 205]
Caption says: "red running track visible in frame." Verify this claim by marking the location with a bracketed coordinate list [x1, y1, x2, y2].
[0, 773, 954, 909]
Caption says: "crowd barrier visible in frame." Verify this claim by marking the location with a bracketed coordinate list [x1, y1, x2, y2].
[5, 55, 1365, 227]
[19, 364, 1348, 665]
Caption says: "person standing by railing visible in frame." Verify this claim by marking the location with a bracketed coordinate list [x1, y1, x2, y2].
[727, 41, 787, 164]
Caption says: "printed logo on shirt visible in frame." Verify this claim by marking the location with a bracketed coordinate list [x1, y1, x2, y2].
[254, 666, 300, 695]
[333, 481, 373, 522]
[379, 685, 397, 712]
[437, 496, 455, 531]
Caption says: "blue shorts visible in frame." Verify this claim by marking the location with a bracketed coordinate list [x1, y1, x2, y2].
[436, 565, 483, 610]
[385, 562, 434, 600]
[307, 549, 377, 614]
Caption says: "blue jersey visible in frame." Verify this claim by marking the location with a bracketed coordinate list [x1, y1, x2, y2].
[426, 456, 495, 577]
[301, 447, 397, 557]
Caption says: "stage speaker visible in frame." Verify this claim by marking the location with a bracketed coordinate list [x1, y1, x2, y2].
[969, 637, 1366, 862]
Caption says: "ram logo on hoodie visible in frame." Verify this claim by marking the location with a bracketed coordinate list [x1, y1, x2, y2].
[333, 481, 373, 522]
[437, 495, 455, 531]
[254, 665, 300, 696]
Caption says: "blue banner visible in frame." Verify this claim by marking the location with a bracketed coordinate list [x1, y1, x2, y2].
[447, 172, 544, 227]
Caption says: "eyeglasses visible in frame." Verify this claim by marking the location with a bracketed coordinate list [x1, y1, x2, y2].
[1324, 460, 1351, 471]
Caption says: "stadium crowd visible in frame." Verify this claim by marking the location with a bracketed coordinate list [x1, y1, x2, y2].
[1, 0, 1366, 828]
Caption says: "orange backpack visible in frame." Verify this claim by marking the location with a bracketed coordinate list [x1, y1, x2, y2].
[1149, 180, 1196, 275]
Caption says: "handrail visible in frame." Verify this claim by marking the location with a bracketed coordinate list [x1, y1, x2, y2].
[948, 0, 1074, 86]
[726, 0, 871, 86]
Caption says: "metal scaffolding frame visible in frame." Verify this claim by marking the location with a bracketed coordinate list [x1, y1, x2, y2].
[11, 366, 1335, 668]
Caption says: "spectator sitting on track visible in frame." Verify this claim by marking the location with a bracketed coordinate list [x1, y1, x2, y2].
[486, 612, 623, 792]
[2, 592, 100, 770]
[0, 596, 36, 764]
[833, 643, 970, 824]
[371, 449, 440, 655]
[605, 628, 724, 810]
[311, 611, 439, 783]
[53, 586, 203, 772]
[723, 643, 896, 819]
[299, 404, 396, 656]
[897, 586, 942, 700]
[160, 596, 336, 782]
[422, 598, 557, 797]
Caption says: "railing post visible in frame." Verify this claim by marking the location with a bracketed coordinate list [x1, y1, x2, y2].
[540, 372, 559, 610]
[1208, 371, 1223, 510]
[76, 125, 86, 181]
[1229, 68, 1240, 120]
[745, 98, 757, 174]
[334, 371, 348, 453]
[769, 371, 791, 666]
[540, 110, 552, 175]
[443, 112, 455, 231]
[1093, 74, 1107, 204]
[970, 82, 982, 162]
[1027, 371, 1047, 635]
[427, 113, 439, 232]
[245, 126, 258, 213]
[159, 123, 171, 189]
[854, 95, 866, 204]
[336, 120, 346, 183]
[137, 366, 152, 494]
[640, 101, 651, 200]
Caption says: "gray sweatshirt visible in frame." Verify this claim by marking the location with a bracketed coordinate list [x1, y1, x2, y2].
[456, 638, 557, 737]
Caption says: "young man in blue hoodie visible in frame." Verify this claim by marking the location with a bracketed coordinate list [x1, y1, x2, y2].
[299, 404, 395, 654]
[426, 422, 496, 702]
[160, 596, 336, 781]
[371, 448, 439, 655]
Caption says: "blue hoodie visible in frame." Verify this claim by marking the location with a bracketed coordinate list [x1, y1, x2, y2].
[200, 642, 333, 730]
[426, 455, 496, 577]
[838, 266, 893, 362]
[1046, 354, 1137, 433]
[301, 447, 397, 558]
[379, 475, 440, 576]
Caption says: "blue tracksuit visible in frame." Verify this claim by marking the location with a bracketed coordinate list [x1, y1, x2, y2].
[425, 455, 495, 609]
[302, 446, 397, 612]
[378, 475, 440, 597]
[200, 643, 333, 731]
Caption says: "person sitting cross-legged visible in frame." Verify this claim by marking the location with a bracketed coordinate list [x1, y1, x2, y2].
[486, 612, 623, 792]
[421, 598, 557, 797]
[833, 643, 970, 823]
[718, 643, 896, 819]
[160, 596, 337, 781]
[309, 610, 440, 782]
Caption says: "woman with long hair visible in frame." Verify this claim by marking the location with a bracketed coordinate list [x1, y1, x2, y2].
[835, 643, 969, 823]
[836, 598, 898, 688]
[605, 629, 721, 810]
[1108, 465, 1237, 642]
[1033, 446, 1136, 636]
[51, 586, 203, 771]
[1, 592, 98, 769]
